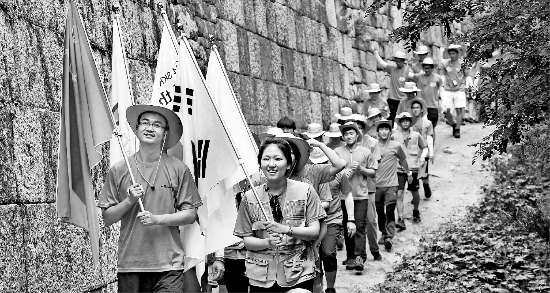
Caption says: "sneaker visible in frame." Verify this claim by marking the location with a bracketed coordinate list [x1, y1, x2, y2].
[325, 288, 336, 293]
[384, 238, 393, 251]
[372, 252, 382, 261]
[396, 218, 406, 230]
[345, 259, 355, 270]
[453, 128, 461, 138]
[424, 184, 432, 198]
[413, 210, 421, 223]
[354, 256, 365, 271]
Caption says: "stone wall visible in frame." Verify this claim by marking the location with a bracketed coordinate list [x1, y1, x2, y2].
[0, 0, 448, 291]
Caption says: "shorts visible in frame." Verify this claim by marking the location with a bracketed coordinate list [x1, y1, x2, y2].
[427, 108, 439, 127]
[397, 172, 420, 191]
[441, 90, 467, 109]
[117, 270, 184, 293]
[320, 223, 342, 272]
[375, 186, 398, 206]
[249, 278, 314, 292]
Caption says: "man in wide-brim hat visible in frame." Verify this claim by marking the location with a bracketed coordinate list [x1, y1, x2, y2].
[409, 57, 443, 131]
[395, 82, 422, 119]
[99, 104, 203, 292]
[325, 123, 344, 150]
[374, 49, 414, 124]
[362, 83, 390, 120]
[334, 107, 355, 124]
[334, 122, 378, 272]
[412, 45, 430, 74]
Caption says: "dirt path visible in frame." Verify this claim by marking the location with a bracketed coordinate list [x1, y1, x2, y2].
[334, 122, 495, 293]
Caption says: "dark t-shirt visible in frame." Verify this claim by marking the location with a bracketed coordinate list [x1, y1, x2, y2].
[98, 154, 202, 272]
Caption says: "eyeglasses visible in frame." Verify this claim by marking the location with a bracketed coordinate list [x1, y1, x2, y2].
[138, 121, 166, 129]
[269, 196, 283, 222]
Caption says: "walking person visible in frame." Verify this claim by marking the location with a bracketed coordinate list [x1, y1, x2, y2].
[99, 105, 202, 293]
[374, 119, 411, 251]
[365, 108, 382, 139]
[396, 82, 422, 117]
[439, 44, 474, 138]
[325, 123, 344, 150]
[408, 99, 435, 199]
[361, 83, 390, 119]
[392, 112, 428, 228]
[334, 122, 377, 271]
[411, 45, 430, 74]
[234, 137, 326, 292]
[410, 58, 443, 133]
[374, 49, 413, 125]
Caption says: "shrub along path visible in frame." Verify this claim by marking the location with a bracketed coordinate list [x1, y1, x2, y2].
[334, 122, 497, 292]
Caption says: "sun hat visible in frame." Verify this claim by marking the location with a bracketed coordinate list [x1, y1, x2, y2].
[334, 107, 354, 121]
[309, 147, 329, 164]
[393, 51, 407, 60]
[127, 104, 183, 149]
[324, 123, 342, 138]
[414, 45, 429, 55]
[339, 121, 361, 136]
[422, 57, 435, 67]
[365, 83, 382, 93]
[399, 82, 421, 93]
[304, 123, 325, 139]
[274, 133, 311, 173]
[395, 112, 413, 123]
[446, 44, 463, 54]
[375, 119, 392, 131]
[366, 108, 382, 119]
[352, 114, 367, 130]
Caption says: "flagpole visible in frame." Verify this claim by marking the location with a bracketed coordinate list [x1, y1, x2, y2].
[157, 3, 179, 54]
[177, 34, 270, 221]
[76, 4, 145, 212]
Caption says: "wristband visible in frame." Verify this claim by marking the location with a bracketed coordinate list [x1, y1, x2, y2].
[347, 219, 355, 223]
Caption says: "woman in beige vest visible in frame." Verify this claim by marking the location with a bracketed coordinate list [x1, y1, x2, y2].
[234, 137, 327, 292]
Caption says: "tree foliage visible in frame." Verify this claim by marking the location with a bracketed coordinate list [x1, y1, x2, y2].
[366, 0, 550, 159]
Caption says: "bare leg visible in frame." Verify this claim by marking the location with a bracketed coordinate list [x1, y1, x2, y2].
[396, 190, 404, 219]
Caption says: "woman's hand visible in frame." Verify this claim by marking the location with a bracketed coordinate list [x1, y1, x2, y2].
[267, 233, 283, 248]
[264, 221, 291, 235]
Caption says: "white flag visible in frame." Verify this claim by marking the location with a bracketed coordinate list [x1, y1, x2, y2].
[148, 23, 203, 275]
[109, 16, 137, 167]
[203, 46, 260, 253]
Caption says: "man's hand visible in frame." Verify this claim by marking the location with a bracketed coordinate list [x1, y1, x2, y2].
[137, 211, 160, 226]
[127, 183, 144, 201]
[350, 161, 360, 171]
[267, 233, 283, 248]
[307, 138, 323, 147]
[347, 222, 356, 237]
[343, 169, 353, 178]
[209, 260, 225, 281]
[264, 221, 290, 235]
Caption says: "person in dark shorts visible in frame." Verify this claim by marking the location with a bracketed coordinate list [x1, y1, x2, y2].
[392, 112, 428, 227]
[99, 105, 202, 293]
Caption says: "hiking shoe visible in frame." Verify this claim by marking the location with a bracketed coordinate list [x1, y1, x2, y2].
[424, 184, 432, 198]
[384, 238, 393, 251]
[354, 256, 365, 271]
[396, 218, 406, 230]
[378, 236, 386, 245]
[345, 259, 355, 270]
[325, 288, 336, 293]
[453, 128, 461, 138]
[413, 210, 421, 223]
[372, 252, 383, 261]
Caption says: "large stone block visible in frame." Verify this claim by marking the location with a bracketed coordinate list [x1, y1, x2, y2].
[227, 72, 242, 105]
[292, 53, 305, 88]
[128, 59, 155, 105]
[259, 36, 273, 81]
[365, 70, 377, 84]
[0, 204, 24, 291]
[307, 92, 323, 124]
[365, 51, 377, 71]
[285, 6, 297, 50]
[352, 66, 362, 83]
[265, 81, 280, 125]
[352, 48, 361, 67]
[328, 95, 340, 123]
[38, 109, 61, 205]
[315, 0, 329, 25]
[287, 87, 307, 128]
[237, 29, 251, 76]
[341, 66, 353, 99]
[243, 0, 257, 32]
[13, 108, 47, 203]
[217, 0, 245, 27]
[322, 58, 335, 95]
[266, 1, 292, 47]
[269, 42, 283, 83]
[311, 56, 324, 92]
[218, 20, 239, 72]
[239, 74, 256, 124]
[281, 47, 295, 86]
[119, 1, 160, 61]
[322, 27, 339, 59]
[254, 78, 269, 125]
[325, 0, 338, 28]
[304, 18, 318, 55]
[254, 0, 268, 36]
[24, 204, 109, 292]
[343, 35, 354, 70]
[295, 15, 307, 53]
[333, 60, 343, 97]
[277, 84, 289, 118]
[302, 54, 314, 91]
[0, 110, 16, 204]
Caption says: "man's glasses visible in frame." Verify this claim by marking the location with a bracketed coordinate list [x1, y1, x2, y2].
[139, 121, 166, 129]
[269, 196, 283, 223]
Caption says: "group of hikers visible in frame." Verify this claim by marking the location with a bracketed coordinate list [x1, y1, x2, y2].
[99, 43, 478, 293]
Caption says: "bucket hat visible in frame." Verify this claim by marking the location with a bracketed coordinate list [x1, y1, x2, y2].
[365, 83, 382, 93]
[334, 107, 354, 121]
[324, 123, 342, 138]
[393, 51, 407, 60]
[414, 45, 429, 55]
[127, 104, 182, 149]
[304, 123, 325, 139]
[399, 82, 421, 93]
[366, 108, 382, 119]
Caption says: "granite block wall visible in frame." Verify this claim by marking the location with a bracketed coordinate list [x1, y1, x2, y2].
[0, 0, 449, 291]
